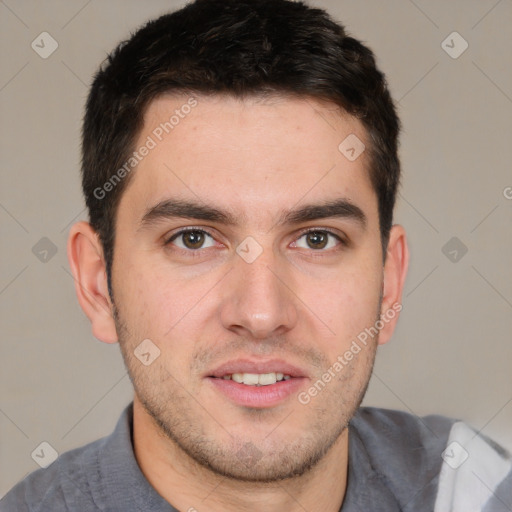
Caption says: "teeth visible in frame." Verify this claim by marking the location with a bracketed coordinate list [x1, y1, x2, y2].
[258, 373, 276, 386]
[225, 372, 291, 386]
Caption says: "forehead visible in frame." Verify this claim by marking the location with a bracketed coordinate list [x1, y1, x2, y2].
[120, 93, 377, 227]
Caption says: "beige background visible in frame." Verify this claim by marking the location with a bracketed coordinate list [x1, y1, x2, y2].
[1, 0, 511, 498]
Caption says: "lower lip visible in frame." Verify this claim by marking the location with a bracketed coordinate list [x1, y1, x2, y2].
[206, 377, 307, 408]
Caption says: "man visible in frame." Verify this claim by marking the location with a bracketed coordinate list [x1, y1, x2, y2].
[2, 0, 510, 510]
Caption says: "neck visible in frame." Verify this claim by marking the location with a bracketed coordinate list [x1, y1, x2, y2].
[132, 398, 348, 512]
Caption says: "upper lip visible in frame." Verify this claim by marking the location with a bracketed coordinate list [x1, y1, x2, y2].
[206, 359, 308, 379]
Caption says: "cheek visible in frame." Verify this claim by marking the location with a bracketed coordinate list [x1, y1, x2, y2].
[114, 264, 198, 380]
[308, 264, 382, 347]
[115, 257, 215, 361]
[113, 257, 173, 337]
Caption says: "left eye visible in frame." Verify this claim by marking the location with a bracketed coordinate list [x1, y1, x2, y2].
[167, 229, 216, 250]
[293, 230, 342, 250]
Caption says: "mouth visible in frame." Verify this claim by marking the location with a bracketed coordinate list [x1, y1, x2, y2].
[207, 359, 306, 381]
[205, 360, 308, 408]
[211, 372, 292, 386]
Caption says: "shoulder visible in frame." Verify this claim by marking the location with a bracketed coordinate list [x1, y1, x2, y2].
[0, 435, 108, 512]
[349, 407, 455, 499]
[349, 407, 512, 511]
[350, 406, 456, 456]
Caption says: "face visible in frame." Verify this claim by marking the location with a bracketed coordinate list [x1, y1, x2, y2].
[111, 94, 387, 482]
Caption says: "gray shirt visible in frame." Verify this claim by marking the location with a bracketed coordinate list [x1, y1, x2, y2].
[2, 403, 511, 511]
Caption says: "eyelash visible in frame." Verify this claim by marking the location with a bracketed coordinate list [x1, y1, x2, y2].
[164, 227, 346, 257]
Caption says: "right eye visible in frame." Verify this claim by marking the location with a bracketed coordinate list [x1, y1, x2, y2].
[165, 228, 217, 251]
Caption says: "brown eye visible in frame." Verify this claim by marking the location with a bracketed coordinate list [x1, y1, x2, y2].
[167, 229, 215, 250]
[306, 231, 328, 249]
[293, 230, 342, 251]
[182, 231, 205, 249]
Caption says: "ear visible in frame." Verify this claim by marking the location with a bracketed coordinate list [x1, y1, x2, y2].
[377, 224, 409, 346]
[67, 221, 118, 344]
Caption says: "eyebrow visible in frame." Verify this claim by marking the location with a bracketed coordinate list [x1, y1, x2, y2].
[138, 197, 367, 231]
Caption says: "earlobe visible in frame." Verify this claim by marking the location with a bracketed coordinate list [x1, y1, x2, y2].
[378, 224, 409, 346]
[67, 221, 118, 344]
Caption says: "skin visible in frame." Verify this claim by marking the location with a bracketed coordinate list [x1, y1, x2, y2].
[68, 94, 409, 512]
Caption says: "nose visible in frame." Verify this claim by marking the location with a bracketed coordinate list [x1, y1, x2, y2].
[220, 247, 299, 340]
